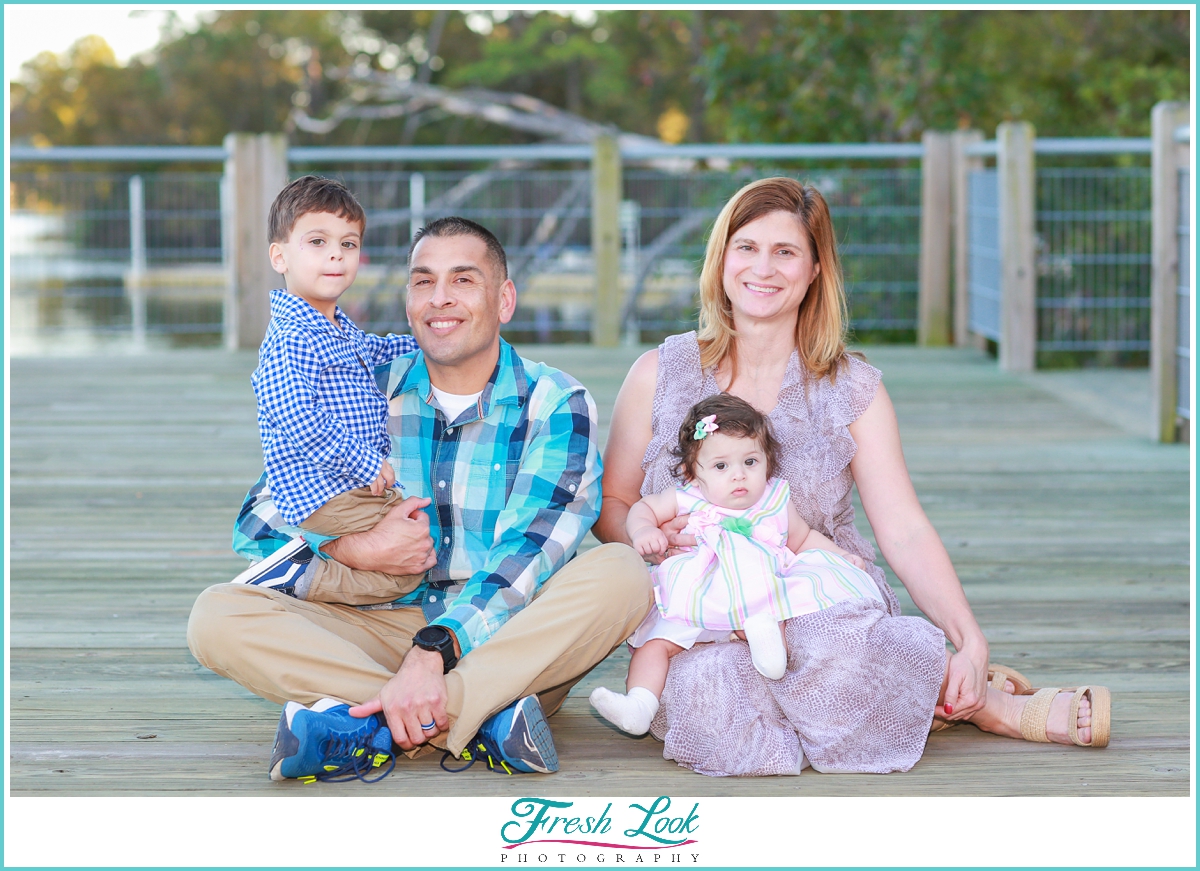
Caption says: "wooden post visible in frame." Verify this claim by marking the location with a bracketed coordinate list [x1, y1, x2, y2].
[951, 129, 984, 346]
[409, 171, 425, 241]
[591, 133, 622, 347]
[919, 131, 953, 346]
[223, 132, 289, 350]
[997, 121, 1036, 372]
[1150, 101, 1190, 442]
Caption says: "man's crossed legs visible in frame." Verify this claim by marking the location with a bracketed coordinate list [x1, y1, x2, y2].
[188, 543, 651, 780]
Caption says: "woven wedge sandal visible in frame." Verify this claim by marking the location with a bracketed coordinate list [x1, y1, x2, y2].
[987, 664, 1033, 694]
[929, 662, 1035, 732]
[1018, 686, 1111, 748]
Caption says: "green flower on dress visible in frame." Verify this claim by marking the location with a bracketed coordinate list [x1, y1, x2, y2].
[719, 516, 755, 538]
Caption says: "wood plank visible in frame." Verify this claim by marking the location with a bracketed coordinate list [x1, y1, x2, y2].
[8, 345, 1191, 796]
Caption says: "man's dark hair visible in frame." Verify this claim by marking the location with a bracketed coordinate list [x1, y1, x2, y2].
[409, 216, 508, 281]
[672, 393, 781, 482]
[268, 175, 366, 243]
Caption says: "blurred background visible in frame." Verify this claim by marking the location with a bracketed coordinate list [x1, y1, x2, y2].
[7, 9, 1191, 376]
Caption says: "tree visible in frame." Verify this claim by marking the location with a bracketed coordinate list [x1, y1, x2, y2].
[697, 10, 1189, 141]
[9, 9, 1190, 147]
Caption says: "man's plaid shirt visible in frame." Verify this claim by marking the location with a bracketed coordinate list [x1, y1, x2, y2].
[253, 289, 418, 525]
[234, 339, 603, 659]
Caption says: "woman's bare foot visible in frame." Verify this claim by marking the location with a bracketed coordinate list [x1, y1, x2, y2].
[969, 688, 1093, 745]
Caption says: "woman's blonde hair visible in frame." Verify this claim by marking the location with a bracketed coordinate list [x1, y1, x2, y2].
[697, 177, 848, 381]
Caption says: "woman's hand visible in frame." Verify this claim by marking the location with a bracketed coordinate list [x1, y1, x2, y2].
[937, 641, 989, 720]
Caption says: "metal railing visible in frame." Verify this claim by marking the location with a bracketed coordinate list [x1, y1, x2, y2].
[10, 171, 225, 347]
[321, 165, 923, 340]
[10, 137, 1156, 355]
[11, 142, 926, 348]
[963, 136, 1154, 360]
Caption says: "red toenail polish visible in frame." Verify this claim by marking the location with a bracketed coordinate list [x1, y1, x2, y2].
[944, 704, 953, 714]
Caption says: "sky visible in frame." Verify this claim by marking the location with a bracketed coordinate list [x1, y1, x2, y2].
[4, 5, 204, 82]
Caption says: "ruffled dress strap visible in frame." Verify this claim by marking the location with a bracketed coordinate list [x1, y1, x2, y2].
[811, 354, 882, 487]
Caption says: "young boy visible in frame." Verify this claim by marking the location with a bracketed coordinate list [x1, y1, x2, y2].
[231, 175, 418, 597]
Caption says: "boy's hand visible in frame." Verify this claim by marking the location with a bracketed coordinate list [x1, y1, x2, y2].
[630, 526, 669, 558]
[370, 459, 397, 496]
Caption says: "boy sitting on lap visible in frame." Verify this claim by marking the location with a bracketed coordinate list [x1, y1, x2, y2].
[232, 175, 418, 596]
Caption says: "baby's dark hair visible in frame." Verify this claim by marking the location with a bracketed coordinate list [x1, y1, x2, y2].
[672, 394, 780, 482]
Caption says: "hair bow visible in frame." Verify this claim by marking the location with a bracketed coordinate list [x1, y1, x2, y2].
[693, 414, 719, 440]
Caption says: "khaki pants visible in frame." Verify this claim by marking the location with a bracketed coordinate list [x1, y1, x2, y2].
[187, 543, 652, 755]
[299, 488, 424, 604]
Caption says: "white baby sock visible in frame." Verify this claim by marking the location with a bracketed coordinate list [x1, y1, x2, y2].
[589, 686, 660, 735]
[742, 613, 787, 680]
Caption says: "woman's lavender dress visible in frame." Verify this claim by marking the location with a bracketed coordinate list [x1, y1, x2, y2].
[642, 333, 946, 775]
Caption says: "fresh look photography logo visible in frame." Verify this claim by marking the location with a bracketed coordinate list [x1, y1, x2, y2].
[499, 796, 700, 865]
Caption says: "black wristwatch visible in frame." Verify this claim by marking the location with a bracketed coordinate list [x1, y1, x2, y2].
[413, 625, 459, 673]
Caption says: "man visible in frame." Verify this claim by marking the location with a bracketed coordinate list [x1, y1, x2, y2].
[187, 217, 652, 781]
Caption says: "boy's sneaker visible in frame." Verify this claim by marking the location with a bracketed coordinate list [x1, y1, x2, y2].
[269, 698, 395, 783]
[441, 694, 558, 775]
[230, 537, 313, 595]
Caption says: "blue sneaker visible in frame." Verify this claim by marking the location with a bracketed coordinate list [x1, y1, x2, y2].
[442, 695, 558, 775]
[269, 698, 395, 783]
[231, 537, 313, 595]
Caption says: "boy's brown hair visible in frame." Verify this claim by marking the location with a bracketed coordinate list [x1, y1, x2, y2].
[672, 394, 781, 482]
[268, 175, 367, 243]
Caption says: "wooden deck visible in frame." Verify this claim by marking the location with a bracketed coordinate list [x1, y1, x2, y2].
[8, 345, 1191, 797]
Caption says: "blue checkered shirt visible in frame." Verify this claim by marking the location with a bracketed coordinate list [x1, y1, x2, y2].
[253, 289, 419, 525]
[233, 339, 602, 659]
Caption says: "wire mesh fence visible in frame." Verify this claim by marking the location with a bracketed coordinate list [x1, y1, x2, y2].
[10, 152, 1155, 360]
[10, 162, 923, 350]
[1035, 166, 1153, 358]
[9, 171, 225, 348]
[315, 164, 922, 343]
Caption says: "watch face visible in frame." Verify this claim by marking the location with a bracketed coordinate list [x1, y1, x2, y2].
[414, 626, 456, 673]
[416, 626, 449, 648]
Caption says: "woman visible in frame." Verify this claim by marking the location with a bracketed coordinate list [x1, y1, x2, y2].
[595, 177, 1109, 775]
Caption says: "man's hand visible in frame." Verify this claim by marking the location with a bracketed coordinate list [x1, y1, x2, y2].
[350, 647, 449, 750]
[322, 495, 437, 576]
[369, 459, 397, 497]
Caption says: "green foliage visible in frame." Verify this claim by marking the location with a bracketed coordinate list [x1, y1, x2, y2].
[9, 9, 1190, 147]
[700, 10, 1189, 141]
[10, 10, 357, 145]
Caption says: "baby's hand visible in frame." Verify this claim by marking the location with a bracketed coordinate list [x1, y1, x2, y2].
[631, 527, 669, 558]
[843, 552, 867, 571]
